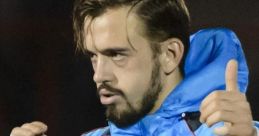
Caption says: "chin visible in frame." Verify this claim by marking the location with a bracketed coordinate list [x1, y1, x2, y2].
[105, 102, 153, 128]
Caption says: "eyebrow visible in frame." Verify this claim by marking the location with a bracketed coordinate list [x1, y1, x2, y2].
[101, 48, 130, 54]
[86, 47, 131, 56]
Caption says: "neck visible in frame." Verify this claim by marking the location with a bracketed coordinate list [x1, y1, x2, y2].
[150, 68, 183, 113]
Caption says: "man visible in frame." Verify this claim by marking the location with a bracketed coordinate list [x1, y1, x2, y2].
[10, 0, 258, 136]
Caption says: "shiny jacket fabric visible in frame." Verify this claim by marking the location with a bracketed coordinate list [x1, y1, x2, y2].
[82, 28, 257, 136]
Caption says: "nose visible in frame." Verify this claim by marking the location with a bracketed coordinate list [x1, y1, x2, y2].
[93, 56, 114, 84]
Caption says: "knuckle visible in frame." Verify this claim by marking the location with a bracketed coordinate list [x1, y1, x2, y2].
[211, 91, 219, 99]
[200, 112, 207, 122]
[32, 127, 41, 133]
[206, 117, 214, 126]
[215, 110, 224, 120]
[11, 127, 20, 133]
[212, 101, 221, 110]
[32, 121, 47, 131]
[32, 121, 43, 125]
[21, 123, 31, 128]
[206, 111, 224, 126]
[20, 122, 43, 134]
[212, 91, 224, 99]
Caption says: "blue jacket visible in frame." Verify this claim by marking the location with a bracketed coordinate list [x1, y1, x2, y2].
[83, 28, 258, 136]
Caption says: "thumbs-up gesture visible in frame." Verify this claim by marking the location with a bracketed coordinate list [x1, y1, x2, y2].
[200, 60, 257, 136]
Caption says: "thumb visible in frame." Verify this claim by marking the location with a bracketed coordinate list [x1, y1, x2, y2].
[225, 59, 238, 92]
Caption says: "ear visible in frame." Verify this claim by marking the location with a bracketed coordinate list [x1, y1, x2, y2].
[159, 38, 184, 74]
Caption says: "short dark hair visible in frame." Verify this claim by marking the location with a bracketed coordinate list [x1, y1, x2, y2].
[73, 0, 190, 71]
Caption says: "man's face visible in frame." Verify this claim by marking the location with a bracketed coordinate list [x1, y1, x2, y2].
[84, 7, 163, 127]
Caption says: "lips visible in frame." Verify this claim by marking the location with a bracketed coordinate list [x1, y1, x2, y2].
[99, 89, 121, 105]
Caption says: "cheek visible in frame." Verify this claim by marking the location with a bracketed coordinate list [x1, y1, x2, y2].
[116, 60, 154, 105]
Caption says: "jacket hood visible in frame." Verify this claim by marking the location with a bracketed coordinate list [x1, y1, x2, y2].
[157, 28, 249, 117]
[108, 28, 249, 135]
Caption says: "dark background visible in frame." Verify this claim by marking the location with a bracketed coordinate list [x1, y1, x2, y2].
[0, 0, 258, 135]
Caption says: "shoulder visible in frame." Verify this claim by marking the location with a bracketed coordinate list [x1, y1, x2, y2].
[81, 127, 110, 136]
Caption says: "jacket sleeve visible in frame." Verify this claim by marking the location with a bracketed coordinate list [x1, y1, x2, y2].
[81, 127, 109, 136]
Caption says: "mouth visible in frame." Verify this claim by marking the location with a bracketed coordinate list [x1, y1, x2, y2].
[99, 89, 121, 105]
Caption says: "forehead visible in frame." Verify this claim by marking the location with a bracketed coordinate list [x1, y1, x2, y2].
[83, 6, 148, 52]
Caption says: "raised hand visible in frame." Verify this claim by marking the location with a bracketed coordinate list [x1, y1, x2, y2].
[200, 60, 256, 136]
[10, 121, 47, 136]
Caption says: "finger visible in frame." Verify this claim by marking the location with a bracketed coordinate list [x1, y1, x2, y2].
[205, 110, 235, 127]
[11, 127, 34, 136]
[200, 100, 232, 123]
[225, 59, 238, 92]
[200, 94, 249, 123]
[213, 122, 231, 136]
[200, 91, 243, 112]
[204, 106, 251, 127]
[214, 124, 255, 136]
[200, 91, 224, 113]
[21, 123, 45, 135]
[200, 91, 228, 123]
[30, 121, 48, 132]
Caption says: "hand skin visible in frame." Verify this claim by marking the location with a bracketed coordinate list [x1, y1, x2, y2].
[10, 121, 47, 136]
[200, 60, 257, 136]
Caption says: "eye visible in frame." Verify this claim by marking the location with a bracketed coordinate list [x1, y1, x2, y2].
[110, 52, 126, 61]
